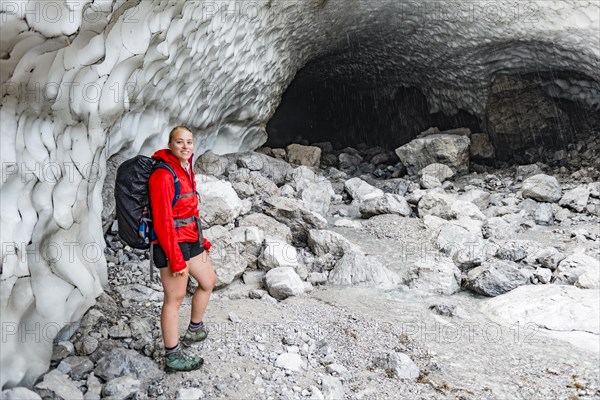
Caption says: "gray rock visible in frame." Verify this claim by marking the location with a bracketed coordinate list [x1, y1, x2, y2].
[194, 151, 229, 177]
[418, 163, 455, 182]
[515, 164, 543, 180]
[204, 226, 248, 288]
[359, 194, 412, 218]
[286, 144, 321, 167]
[495, 240, 541, 262]
[2, 388, 42, 400]
[51, 341, 74, 362]
[57, 356, 94, 381]
[307, 229, 358, 259]
[263, 196, 327, 245]
[94, 348, 163, 385]
[75, 335, 99, 356]
[102, 375, 140, 399]
[242, 270, 265, 286]
[321, 376, 344, 399]
[328, 249, 400, 289]
[395, 134, 470, 175]
[465, 261, 530, 296]
[536, 247, 566, 270]
[308, 272, 328, 285]
[420, 174, 442, 189]
[522, 174, 562, 203]
[470, 133, 495, 159]
[405, 258, 461, 295]
[338, 152, 363, 170]
[344, 177, 384, 202]
[237, 152, 267, 171]
[84, 373, 102, 400]
[459, 189, 491, 210]
[230, 226, 265, 268]
[376, 352, 420, 380]
[553, 253, 599, 285]
[534, 202, 555, 225]
[34, 370, 83, 400]
[431, 221, 492, 269]
[265, 267, 305, 300]
[575, 270, 600, 289]
[258, 239, 298, 270]
[559, 186, 590, 212]
[238, 213, 292, 243]
[231, 181, 255, 198]
[417, 191, 454, 218]
[482, 217, 520, 240]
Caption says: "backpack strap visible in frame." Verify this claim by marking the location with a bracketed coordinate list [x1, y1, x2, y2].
[154, 163, 181, 208]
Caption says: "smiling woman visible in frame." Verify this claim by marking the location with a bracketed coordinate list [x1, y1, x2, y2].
[148, 125, 217, 372]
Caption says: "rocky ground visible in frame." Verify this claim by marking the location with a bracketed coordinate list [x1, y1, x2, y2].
[6, 128, 600, 400]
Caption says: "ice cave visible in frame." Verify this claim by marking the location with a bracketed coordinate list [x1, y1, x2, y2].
[0, 0, 599, 391]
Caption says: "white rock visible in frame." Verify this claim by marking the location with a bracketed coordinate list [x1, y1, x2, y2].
[328, 249, 400, 289]
[359, 194, 412, 218]
[320, 375, 345, 399]
[553, 253, 599, 285]
[177, 388, 205, 400]
[344, 177, 384, 202]
[265, 267, 305, 300]
[395, 134, 470, 175]
[418, 163, 455, 182]
[405, 257, 461, 295]
[307, 229, 358, 258]
[379, 352, 420, 380]
[258, 239, 298, 270]
[196, 175, 244, 227]
[559, 186, 590, 212]
[465, 260, 531, 297]
[275, 352, 303, 372]
[522, 174, 562, 203]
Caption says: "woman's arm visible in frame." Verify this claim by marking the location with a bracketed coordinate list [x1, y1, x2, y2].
[149, 169, 187, 273]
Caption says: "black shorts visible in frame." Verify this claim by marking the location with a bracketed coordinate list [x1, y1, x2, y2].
[153, 240, 204, 268]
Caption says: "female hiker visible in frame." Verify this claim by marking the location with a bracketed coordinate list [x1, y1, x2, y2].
[149, 125, 217, 372]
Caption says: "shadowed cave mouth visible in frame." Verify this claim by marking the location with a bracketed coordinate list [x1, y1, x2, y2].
[267, 53, 600, 164]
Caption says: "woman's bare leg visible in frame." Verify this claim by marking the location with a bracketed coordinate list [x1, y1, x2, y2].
[159, 264, 188, 347]
[187, 251, 217, 323]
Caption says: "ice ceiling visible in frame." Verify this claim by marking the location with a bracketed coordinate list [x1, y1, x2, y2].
[0, 0, 599, 389]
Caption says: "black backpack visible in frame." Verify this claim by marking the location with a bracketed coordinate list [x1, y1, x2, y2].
[114, 155, 181, 250]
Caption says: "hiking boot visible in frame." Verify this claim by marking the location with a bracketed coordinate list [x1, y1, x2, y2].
[181, 325, 208, 346]
[165, 348, 204, 372]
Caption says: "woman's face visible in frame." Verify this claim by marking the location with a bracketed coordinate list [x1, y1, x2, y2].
[168, 128, 194, 164]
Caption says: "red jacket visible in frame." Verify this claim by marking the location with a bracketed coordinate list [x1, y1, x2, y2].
[148, 149, 211, 273]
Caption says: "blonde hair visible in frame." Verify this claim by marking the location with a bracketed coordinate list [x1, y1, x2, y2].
[168, 125, 193, 144]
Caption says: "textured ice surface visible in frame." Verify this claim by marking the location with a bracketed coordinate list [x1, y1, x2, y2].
[0, 0, 599, 389]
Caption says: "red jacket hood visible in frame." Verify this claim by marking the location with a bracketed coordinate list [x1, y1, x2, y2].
[151, 149, 194, 167]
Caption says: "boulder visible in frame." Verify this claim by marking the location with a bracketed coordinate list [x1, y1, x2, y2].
[344, 177, 384, 202]
[459, 189, 491, 210]
[2, 388, 42, 400]
[307, 229, 358, 259]
[204, 226, 248, 288]
[94, 348, 163, 384]
[418, 163, 454, 182]
[258, 239, 298, 270]
[481, 285, 600, 346]
[238, 213, 292, 243]
[521, 174, 562, 203]
[482, 217, 520, 240]
[328, 250, 400, 289]
[536, 247, 565, 270]
[263, 196, 327, 245]
[194, 151, 229, 177]
[495, 240, 541, 262]
[405, 258, 461, 295]
[470, 133, 495, 159]
[196, 175, 244, 227]
[275, 353, 304, 372]
[34, 370, 83, 400]
[465, 261, 531, 296]
[286, 144, 321, 167]
[394, 134, 470, 175]
[230, 226, 265, 268]
[553, 253, 599, 286]
[264, 267, 305, 300]
[102, 375, 141, 399]
[359, 194, 412, 218]
[559, 186, 590, 212]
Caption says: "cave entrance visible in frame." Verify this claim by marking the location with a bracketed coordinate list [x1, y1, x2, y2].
[266, 59, 481, 151]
